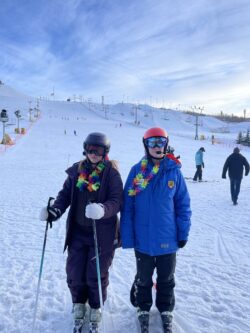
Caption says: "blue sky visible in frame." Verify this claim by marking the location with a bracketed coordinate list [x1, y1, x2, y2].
[1, 0, 250, 115]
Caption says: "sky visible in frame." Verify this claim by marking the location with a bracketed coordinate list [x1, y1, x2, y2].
[1, 0, 250, 115]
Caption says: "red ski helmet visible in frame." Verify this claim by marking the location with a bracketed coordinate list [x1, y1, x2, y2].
[143, 127, 168, 140]
[143, 127, 169, 154]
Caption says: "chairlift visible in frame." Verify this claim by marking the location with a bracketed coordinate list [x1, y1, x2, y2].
[15, 110, 21, 118]
[0, 109, 9, 122]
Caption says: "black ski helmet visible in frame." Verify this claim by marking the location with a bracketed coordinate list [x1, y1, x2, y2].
[83, 132, 111, 155]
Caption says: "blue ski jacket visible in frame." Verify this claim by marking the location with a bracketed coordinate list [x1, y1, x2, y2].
[121, 156, 191, 256]
[195, 150, 204, 166]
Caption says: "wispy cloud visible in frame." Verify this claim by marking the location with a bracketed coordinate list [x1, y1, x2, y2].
[0, 0, 250, 114]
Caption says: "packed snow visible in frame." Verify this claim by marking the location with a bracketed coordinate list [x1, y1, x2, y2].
[0, 88, 249, 333]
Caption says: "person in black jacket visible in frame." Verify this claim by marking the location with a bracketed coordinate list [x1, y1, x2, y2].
[222, 147, 249, 205]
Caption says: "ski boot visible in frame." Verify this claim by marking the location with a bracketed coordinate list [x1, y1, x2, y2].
[160, 311, 173, 333]
[73, 319, 84, 333]
[73, 303, 87, 333]
[89, 308, 102, 333]
[137, 309, 149, 333]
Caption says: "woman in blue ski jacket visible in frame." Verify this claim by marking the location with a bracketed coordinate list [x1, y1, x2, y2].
[121, 127, 191, 333]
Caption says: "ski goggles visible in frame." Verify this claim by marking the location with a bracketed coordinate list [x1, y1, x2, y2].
[85, 145, 105, 156]
[145, 137, 168, 148]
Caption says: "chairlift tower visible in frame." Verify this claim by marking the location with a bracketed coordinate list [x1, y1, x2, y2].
[191, 106, 199, 140]
[88, 98, 92, 111]
[194, 114, 199, 140]
[36, 99, 40, 117]
[102, 96, 105, 115]
[28, 101, 33, 121]
[104, 105, 109, 119]
[134, 104, 140, 125]
[0, 109, 9, 144]
[51, 87, 55, 101]
[198, 106, 204, 127]
[14, 110, 21, 132]
[29, 108, 33, 122]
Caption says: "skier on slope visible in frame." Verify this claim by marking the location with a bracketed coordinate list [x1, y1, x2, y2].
[222, 147, 249, 205]
[40, 132, 123, 333]
[121, 127, 192, 333]
[193, 147, 205, 181]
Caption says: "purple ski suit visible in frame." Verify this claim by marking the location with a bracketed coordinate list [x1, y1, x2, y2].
[52, 159, 123, 308]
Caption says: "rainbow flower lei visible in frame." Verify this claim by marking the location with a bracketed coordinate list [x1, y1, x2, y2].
[76, 162, 105, 192]
[128, 159, 160, 196]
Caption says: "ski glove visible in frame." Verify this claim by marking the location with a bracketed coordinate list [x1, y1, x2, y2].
[178, 240, 187, 248]
[39, 206, 61, 223]
[202, 162, 205, 168]
[85, 203, 105, 220]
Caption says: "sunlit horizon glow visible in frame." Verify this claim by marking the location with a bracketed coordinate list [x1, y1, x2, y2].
[0, 0, 250, 115]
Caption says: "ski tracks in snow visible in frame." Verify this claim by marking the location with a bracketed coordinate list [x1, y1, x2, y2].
[182, 180, 250, 333]
[1, 103, 250, 333]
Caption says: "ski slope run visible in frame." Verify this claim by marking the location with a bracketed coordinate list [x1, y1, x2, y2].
[0, 100, 249, 333]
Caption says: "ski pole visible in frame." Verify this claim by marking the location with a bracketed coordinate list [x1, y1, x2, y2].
[31, 197, 54, 333]
[93, 218, 106, 332]
[92, 218, 104, 313]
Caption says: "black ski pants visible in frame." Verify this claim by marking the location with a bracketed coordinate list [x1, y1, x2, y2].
[66, 228, 114, 309]
[193, 165, 202, 181]
[130, 250, 176, 313]
[230, 178, 242, 203]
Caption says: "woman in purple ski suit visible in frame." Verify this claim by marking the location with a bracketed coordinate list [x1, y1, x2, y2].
[40, 132, 123, 332]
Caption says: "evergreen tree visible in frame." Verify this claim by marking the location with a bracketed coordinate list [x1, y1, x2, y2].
[237, 131, 243, 144]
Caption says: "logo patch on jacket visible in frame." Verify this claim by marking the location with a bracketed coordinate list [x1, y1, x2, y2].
[168, 180, 175, 188]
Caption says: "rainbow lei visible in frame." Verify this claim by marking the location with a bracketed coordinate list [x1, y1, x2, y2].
[76, 162, 105, 192]
[128, 159, 160, 196]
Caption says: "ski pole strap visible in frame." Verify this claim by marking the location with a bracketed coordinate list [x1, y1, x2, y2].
[47, 197, 55, 228]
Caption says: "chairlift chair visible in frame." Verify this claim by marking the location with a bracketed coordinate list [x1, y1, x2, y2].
[0, 109, 9, 122]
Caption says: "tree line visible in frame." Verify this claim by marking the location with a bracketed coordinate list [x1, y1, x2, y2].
[237, 129, 250, 146]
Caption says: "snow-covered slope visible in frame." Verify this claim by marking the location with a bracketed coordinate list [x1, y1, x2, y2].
[0, 94, 249, 333]
[83, 101, 250, 141]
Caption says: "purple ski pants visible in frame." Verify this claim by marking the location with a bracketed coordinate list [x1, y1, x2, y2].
[66, 228, 114, 309]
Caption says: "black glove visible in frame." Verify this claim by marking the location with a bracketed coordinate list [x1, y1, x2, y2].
[178, 240, 187, 248]
[47, 207, 61, 223]
[202, 162, 205, 168]
[40, 206, 61, 223]
[222, 175, 226, 179]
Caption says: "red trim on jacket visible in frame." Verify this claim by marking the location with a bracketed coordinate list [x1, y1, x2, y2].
[166, 153, 181, 164]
